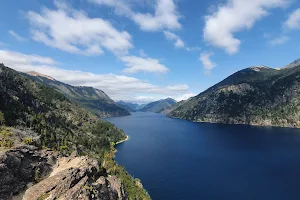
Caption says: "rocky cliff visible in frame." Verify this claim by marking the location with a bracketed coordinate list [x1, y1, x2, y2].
[0, 145, 128, 200]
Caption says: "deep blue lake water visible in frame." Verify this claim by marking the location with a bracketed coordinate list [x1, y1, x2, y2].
[106, 112, 300, 200]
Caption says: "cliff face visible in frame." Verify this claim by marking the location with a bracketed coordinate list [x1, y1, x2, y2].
[0, 145, 128, 200]
[168, 60, 300, 128]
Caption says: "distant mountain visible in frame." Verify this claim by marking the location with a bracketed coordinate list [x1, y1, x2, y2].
[116, 101, 145, 112]
[168, 59, 300, 128]
[25, 71, 130, 118]
[140, 98, 177, 113]
[159, 100, 187, 114]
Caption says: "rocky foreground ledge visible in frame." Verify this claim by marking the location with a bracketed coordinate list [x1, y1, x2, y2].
[0, 145, 127, 200]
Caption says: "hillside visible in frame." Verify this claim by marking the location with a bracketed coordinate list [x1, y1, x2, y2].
[168, 59, 300, 128]
[25, 71, 130, 118]
[140, 98, 177, 113]
[116, 101, 146, 112]
[0, 64, 150, 200]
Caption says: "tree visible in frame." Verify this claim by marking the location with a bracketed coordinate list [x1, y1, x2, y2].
[0, 111, 5, 126]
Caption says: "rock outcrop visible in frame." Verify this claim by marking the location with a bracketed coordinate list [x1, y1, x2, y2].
[0, 145, 57, 200]
[23, 153, 127, 200]
[0, 146, 128, 200]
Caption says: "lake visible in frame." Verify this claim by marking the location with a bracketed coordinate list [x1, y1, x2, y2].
[106, 112, 300, 200]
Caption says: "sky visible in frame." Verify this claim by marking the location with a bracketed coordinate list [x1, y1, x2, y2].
[0, 0, 300, 104]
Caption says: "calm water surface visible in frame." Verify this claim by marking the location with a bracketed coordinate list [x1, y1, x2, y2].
[106, 112, 300, 200]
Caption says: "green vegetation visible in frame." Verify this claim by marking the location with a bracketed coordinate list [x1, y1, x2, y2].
[0, 111, 5, 125]
[168, 60, 300, 128]
[140, 98, 177, 113]
[23, 137, 33, 145]
[0, 64, 125, 160]
[0, 64, 150, 199]
[37, 193, 50, 200]
[0, 126, 14, 148]
[25, 72, 130, 118]
[104, 145, 151, 200]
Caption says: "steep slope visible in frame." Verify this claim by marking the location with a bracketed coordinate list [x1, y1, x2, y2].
[25, 71, 130, 118]
[0, 63, 125, 157]
[140, 98, 177, 113]
[0, 64, 150, 199]
[116, 101, 145, 112]
[168, 59, 300, 128]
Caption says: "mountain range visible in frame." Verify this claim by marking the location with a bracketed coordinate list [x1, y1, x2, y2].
[139, 98, 177, 113]
[25, 71, 130, 118]
[168, 59, 300, 128]
[116, 101, 146, 112]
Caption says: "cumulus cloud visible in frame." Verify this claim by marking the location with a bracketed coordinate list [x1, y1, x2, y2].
[0, 49, 188, 103]
[132, 0, 181, 31]
[203, 0, 289, 54]
[163, 31, 185, 48]
[199, 52, 216, 73]
[120, 55, 169, 74]
[284, 8, 300, 30]
[89, 0, 181, 31]
[26, 1, 133, 56]
[175, 93, 196, 102]
[269, 35, 289, 45]
[8, 30, 27, 42]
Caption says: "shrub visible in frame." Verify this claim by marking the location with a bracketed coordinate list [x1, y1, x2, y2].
[0, 111, 5, 126]
[23, 137, 33, 145]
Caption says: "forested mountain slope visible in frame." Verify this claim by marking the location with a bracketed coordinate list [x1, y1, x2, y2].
[168, 59, 300, 128]
[25, 71, 130, 118]
[140, 98, 177, 113]
[0, 64, 150, 200]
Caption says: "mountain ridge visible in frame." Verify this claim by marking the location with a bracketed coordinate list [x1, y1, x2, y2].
[168, 59, 300, 128]
[24, 71, 130, 118]
[140, 98, 177, 113]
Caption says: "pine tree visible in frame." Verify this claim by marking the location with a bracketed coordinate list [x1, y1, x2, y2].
[0, 111, 5, 126]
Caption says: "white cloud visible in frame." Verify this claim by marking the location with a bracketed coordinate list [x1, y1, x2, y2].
[26, 1, 133, 56]
[175, 93, 196, 102]
[269, 36, 289, 45]
[139, 49, 148, 58]
[203, 0, 289, 54]
[8, 30, 27, 42]
[186, 47, 201, 51]
[0, 49, 57, 66]
[0, 49, 188, 103]
[199, 52, 216, 73]
[89, 0, 181, 31]
[163, 31, 201, 51]
[120, 55, 169, 74]
[163, 31, 185, 48]
[284, 8, 300, 30]
[132, 0, 181, 31]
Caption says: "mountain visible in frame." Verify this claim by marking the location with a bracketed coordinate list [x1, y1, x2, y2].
[116, 101, 145, 112]
[140, 98, 177, 113]
[168, 59, 300, 128]
[25, 71, 130, 118]
[0, 64, 150, 199]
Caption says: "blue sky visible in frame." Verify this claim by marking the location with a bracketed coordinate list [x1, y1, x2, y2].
[0, 0, 300, 103]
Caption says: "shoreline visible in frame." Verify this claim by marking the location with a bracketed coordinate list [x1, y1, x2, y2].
[116, 135, 129, 145]
[167, 115, 299, 129]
